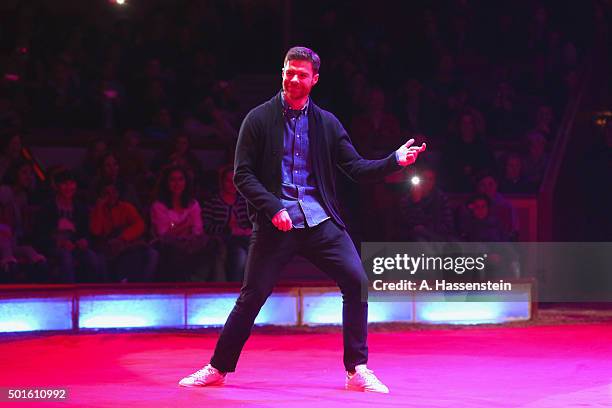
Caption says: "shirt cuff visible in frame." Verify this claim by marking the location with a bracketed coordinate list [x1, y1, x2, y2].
[273, 208, 287, 219]
[394, 150, 400, 164]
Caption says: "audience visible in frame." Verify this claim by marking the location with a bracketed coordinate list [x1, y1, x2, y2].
[0, 0, 590, 282]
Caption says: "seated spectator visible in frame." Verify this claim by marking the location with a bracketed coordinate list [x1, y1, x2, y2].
[35, 59, 85, 127]
[88, 152, 141, 209]
[0, 224, 19, 281]
[350, 87, 401, 159]
[150, 165, 214, 282]
[151, 133, 203, 186]
[395, 78, 425, 135]
[522, 130, 550, 187]
[350, 87, 402, 239]
[91, 61, 127, 129]
[211, 80, 240, 129]
[0, 133, 24, 182]
[396, 166, 454, 242]
[116, 129, 154, 202]
[143, 106, 174, 140]
[488, 81, 524, 140]
[202, 165, 251, 282]
[141, 80, 174, 125]
[475, 171, 519, 240]
[531, 104, 556, 141]
[0, 160, 48, 282]
[581, 119, 612, 240]
[441, 110, 497, 192]
[456, 194, 510, 242]
[455, 194, 519, 278]
[116, 129, 151, 186]
[499, 153, 536, 194]
[35, 170, 105, 283]
[90, 182, 158, 283]
[0, 224, 48, 283]
[77, 138, 109, 190]
[0, 160, 42, 242]
[182, 96, 237, 144]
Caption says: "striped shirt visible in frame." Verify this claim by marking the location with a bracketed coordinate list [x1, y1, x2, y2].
[201, 193, 251, 236]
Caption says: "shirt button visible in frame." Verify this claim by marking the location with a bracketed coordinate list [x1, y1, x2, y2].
[295, 170, 298, 173]
[297, 135, 300, 138]
[296, 153, 299, 156]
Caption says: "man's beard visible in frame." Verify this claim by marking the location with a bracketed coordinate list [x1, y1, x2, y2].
[284, 83, 309, 99]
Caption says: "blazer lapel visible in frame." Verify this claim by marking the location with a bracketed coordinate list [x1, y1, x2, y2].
[271, 92, 285, 181]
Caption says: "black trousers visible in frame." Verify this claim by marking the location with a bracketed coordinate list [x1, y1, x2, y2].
[210, 219, 369, 372]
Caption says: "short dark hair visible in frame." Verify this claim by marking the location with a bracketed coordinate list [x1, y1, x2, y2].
[284, 46, 320, 74]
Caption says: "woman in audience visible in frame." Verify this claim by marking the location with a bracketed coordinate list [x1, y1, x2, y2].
[150, 165, 213, 282]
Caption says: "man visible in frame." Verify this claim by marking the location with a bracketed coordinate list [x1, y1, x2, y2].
[35, 170, 105, 283]
[179, 47, 426, 393]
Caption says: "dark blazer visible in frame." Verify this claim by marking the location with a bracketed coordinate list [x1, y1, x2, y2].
[234, 92, 402, 230]
[34, 199, 91, 253]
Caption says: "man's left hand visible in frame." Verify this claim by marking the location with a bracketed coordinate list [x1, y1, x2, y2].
[396, 138, 426, 166]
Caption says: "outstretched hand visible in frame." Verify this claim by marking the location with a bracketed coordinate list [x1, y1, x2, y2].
[396, 138, 426, 166]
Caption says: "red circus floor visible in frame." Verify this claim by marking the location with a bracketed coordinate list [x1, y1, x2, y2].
[1, 318, 612, 407]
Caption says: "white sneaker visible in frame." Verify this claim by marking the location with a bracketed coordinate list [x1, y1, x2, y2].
[345, 364, 389, 393]
[179, 364, 227, 387]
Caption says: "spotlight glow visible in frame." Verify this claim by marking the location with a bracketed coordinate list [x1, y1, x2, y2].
[411, 176, 420, 185]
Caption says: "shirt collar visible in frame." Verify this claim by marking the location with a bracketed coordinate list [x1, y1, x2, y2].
[281, 91, 309, 117]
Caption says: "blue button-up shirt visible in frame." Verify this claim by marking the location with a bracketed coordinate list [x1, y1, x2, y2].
[279, 92, 330, 228]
